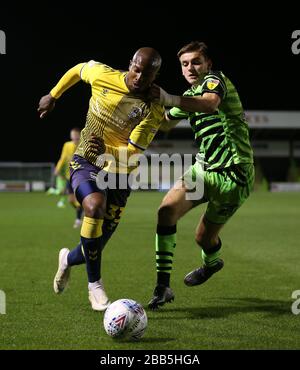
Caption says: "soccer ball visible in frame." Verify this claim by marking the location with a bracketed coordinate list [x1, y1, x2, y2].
[103, 299, 148, 340]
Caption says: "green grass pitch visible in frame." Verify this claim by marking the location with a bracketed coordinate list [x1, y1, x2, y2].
[0, 190, 300, 350]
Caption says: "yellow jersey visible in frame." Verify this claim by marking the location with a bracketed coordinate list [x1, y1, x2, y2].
[55, 141, 77, 179]
[51, 60, 164, 173]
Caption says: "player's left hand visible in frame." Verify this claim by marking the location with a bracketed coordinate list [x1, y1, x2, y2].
[88, 134, 106, 155]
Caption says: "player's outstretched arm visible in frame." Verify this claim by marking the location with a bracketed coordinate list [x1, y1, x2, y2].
[37, 63, 85, 119]
[156, 85, 220, 113]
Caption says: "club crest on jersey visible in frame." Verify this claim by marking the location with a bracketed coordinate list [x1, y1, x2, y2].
[206, 78, 219, 90]
[128, 106, 143, 120]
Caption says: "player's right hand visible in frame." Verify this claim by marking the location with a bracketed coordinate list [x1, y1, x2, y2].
[88, 134, 106, 155]
[38, 94, 56, 119]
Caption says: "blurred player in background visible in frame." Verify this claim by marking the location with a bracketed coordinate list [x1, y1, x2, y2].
[47, 127, 84, 228]
[148, 41, 254, 309]
[38, 47, 164, 311]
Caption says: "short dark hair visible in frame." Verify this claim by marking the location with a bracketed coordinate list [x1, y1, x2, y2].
[177, 41, 211, 60]
[71, 127, 81, 133]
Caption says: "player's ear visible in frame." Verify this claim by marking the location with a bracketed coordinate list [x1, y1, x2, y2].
[129, 59, 133, 69]
[207, 58, 212, 70]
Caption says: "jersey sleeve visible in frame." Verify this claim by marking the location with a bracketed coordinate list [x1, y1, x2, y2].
[80, 60, 108, 85]
[50, 63, 85, 99]
[167, 88, 192, 120]
[128, 102, 165, 150]
[201, 72, 227, 100]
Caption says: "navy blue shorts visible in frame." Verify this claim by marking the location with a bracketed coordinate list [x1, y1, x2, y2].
[70, 155, 131, 244]
[69, 155, 131, 206]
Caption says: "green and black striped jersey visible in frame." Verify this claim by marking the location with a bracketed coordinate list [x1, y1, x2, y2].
[168, 71, 253, 171]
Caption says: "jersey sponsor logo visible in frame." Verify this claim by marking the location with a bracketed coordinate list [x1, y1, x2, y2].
[206, 78, 220, 90]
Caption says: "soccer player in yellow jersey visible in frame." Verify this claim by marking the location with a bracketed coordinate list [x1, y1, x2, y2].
[38, 47, 164, 311]
[52, 127, 84, 228]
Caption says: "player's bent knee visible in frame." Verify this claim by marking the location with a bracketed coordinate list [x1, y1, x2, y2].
[84, 202, 105, 219]
[83, 195, 106, 219]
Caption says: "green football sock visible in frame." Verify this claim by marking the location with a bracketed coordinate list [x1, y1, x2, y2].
[201, 249, 221, 267]
[201, 240, 222, 267]
[155, 225, 176, 287]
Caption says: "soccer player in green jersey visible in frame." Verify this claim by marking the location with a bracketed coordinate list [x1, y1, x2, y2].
[148, 41, 254, 309]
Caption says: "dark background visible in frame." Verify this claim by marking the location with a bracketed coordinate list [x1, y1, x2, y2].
[0, 2, 299, 163]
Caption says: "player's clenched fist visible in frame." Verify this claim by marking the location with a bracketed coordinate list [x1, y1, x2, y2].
[38, 93, 56, 119]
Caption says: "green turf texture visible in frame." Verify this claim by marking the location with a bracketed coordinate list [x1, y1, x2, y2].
[0, 190, 300, 349]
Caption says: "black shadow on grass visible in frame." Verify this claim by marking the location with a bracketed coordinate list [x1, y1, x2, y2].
[147, 297, 291, 319]
[114, 337, 175, 344]
[140, 337, 175, 343]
